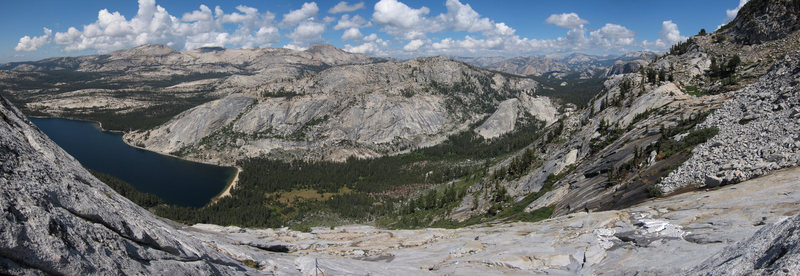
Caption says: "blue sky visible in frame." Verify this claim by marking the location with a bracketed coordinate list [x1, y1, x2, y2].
[1, 0, 749, 62]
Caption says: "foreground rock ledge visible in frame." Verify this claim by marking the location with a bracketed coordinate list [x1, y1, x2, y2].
[186, 167, 800, 275]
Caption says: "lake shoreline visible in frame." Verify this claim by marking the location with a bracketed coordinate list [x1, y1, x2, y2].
[210, 166, 243, 205]
[30, 116, 238, 207]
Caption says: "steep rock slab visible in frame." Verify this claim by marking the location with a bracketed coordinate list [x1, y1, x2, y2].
[474, 99, 521, 139]
[126, 94, 255, 154]
[0, 96, 252, 275]
[690, 213, 800, 275]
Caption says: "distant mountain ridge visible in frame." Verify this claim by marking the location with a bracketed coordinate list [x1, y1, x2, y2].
[455, 52, 656, 78]
[0, 44, 560, 164]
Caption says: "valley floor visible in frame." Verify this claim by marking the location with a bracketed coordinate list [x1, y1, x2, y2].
[181, 166, 800, 275]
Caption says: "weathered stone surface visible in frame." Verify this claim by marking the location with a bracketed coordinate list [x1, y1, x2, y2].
[186, 166, 800, 275]
[0, 96, 252, 275]
[690, 213, 800, 275]
[660, 53, 800, 193]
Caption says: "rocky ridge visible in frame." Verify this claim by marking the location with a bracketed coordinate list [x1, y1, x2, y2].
[457, 53, 651, 78]
[122, 56, 554, 163]
[449, 0, 800, 223]
[721, 0, 800, 44]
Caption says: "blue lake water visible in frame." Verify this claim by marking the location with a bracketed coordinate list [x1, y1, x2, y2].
[30, 117, 236, 208]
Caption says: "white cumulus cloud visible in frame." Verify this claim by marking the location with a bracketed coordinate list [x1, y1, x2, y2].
[545, 13, 588, 29]
[30, 0, 282, 53]
[15, 27, 52, 52]
[643, 20, 687, 50]
[287, 21, 326, 49]
[403, 39, 424, 51]
[589, 23, 635, 48]
[438, 0, 493, 33]
[341, 27, 362, 41]
[281, 2, 319, 27]
[334, 14, 369, 30]
[329, 1, 365, 14]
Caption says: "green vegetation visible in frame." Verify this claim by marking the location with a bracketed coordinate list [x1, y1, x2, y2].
[90, 170, 163, 208]
[684, 85, 708, 97]
[709, 55, 741, 81]
[1, 70, 224, 131]
[590, 119, 625, 154]
[75, 98, 210, 131]
[240, 260, 260, 269]
[669, 38, 694, 56]
[261, 87, 300, 98]
[652, 127, 719, 160]
[646, 185, 663, 198]
[152, 119, 547, 228]
[529, 74, 606, 107]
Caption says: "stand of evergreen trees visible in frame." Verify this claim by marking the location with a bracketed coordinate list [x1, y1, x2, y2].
[146, 119, 549, 228]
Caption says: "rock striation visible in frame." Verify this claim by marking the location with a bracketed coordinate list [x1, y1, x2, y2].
[0, 95, 253, 275]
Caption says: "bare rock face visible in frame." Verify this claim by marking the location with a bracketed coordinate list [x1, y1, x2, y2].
[0, 96, 252, 275]
[607, 59, 649, 76]
[129, 94, 256, 154]
[124, 56, 552, 163]
[690, 213, 800, 275]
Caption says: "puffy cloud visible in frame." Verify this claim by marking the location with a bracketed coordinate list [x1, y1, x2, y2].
[181, 4, 212, 21]
[334, 14, 369, 30]
[658, 20, 685, 45]
[31, 0, 282, 53]
[363, 33, 379, 41]
[341, 27, 362, 41]
[403, 39, 424, 51]
[286, 21, 326, 49]
[16, 0, 691, 58]
[438, 0, 493, 33]
[281, 2, 319, 27]
[642, 20, 687, 50]
[372, 0, 512, 41]
[15, 28, 52, 51]
[372, 0, 434, 39]
[329, 1, 365, 14]
[345, 42, 378, 54]
[589, 23, 635, 48]
[545, 13, 588, 29]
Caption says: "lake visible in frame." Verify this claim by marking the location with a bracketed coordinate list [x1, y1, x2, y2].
[30, 117, 236, 208]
